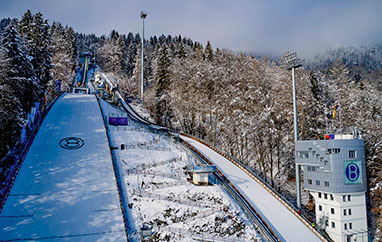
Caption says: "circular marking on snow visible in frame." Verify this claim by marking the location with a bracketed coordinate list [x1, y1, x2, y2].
[59, 137, 85, 150]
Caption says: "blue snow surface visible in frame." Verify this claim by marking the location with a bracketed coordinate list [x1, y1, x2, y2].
[0, 93, 126, 241]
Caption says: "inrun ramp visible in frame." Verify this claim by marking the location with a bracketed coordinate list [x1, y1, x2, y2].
[181, 135, 324, 242]
[0, 94, 126, 241]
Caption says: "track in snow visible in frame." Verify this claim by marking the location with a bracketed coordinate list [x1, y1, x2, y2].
[0, 94, 126, 241]
[180, 134, 325, 242]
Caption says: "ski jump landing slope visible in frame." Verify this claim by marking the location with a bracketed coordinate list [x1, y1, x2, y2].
[0, 94, 126, 241]
[180, 135, 324, 242]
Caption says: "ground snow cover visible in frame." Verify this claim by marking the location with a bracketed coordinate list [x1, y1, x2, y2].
[129, 101, 155, 123]
[99, 99, 262, 242]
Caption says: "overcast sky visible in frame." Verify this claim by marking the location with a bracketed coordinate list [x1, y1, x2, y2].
[1, 0, 381, 58]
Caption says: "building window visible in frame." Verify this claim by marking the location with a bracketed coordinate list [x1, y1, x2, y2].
[325, 220, 328, 227]
[332, 222, 335, 228]
[330, 194, 334, 200]
[319, 205, 322, 211]
[324, 160, 328, 166]
[343, 195, 346, 202]
[316, 180, 320, 186]
[344, 209, 347, 216]
[349, 150, 356, 158]
[307, 166, 317, 172]
[318, 192, 322, 198]
[349, 223, 352, 229]
[331, 208, 335, 214]
[344, 223, 348, 230]
[348, 209, 352, 215]
[308, 179, 312, 185]
[324, 193, 328, 199]
[325, 181, 330, 187]
[348, 195, 351, 201]
[297, 151, 309, 158]
[327, 148, 341, 154]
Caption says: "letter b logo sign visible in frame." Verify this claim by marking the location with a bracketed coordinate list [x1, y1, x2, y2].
[346, 163, 360, 182]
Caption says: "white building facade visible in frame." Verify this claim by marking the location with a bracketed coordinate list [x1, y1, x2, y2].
[296, 132, 368, 242]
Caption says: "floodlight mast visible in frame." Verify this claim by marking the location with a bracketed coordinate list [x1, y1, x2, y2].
[282, 51, 302, 210]
[140, 11, 147, 103]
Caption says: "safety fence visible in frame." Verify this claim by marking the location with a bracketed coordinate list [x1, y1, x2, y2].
[121, 144, 171, 152]
[125, 157, 179, 173]
[126, 169, 183, 180]
[179, 207, 223, 224]
[108, 125, 152, 133]
[142, 180, 189, 191]
[130, 189, 218, 209]
[157, 226, 249, 242]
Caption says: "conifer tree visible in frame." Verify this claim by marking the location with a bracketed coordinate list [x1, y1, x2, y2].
[309, 70, 323, 102]
[17, 10, 33, 39]
[49, 22, 76, 92]
[65, 26, 77, 60]
[126, 40, 137, 77]
[18, 11, 52, 90]
[97, 31, 127, 75]
[194, 42, 203, 61]
[0, 46, 23, 157]
[177, 41, 186, 59]
[205, 41, 213, 62]
[155, 44, 171, 94]
[154, 44, 172, 126]
[1, 23, 39, 113]
[32, 12, 52, 88]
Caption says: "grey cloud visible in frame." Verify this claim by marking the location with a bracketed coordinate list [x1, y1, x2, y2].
[0, 0, 380, 59]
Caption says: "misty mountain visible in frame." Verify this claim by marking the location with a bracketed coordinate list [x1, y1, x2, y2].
[308, 45, 382, 73]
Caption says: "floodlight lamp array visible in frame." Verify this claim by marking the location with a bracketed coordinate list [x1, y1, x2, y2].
[140, 11, 147, 19]
[281, 51, 302, 70]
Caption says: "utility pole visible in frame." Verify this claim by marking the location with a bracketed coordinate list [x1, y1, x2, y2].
[140, 11, 147, 103]
[281, 51, 302, 210]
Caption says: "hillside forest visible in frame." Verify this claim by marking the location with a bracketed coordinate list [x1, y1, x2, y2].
[0, 10, 381, 240]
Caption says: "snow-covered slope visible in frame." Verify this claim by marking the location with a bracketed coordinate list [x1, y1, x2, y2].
[180, 135, 324, 242]
[99, 98, 262, 241]
[0, 94, 126, 241]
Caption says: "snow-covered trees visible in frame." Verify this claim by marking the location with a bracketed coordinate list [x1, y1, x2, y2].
[0, 46, 23, 157]
[97, 30, 127, 75]
[18, 11, 52, 90]
[2, 10, 381, 237]
[153, 44, 172, 126]
[49, 22, 77, 92]
[204, 41, 213, 62]
[122, 38, 382, 237]
[0, 10, 78, 159]
[1, 23, 40, 114]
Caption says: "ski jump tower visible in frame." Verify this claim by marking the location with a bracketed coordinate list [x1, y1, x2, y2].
[296, 129, 368, 242]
